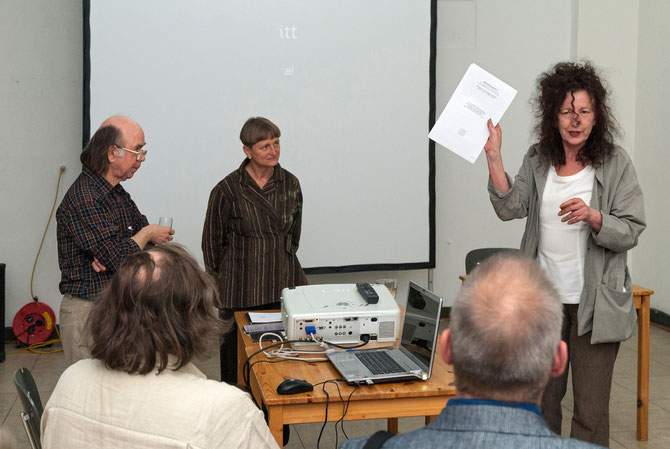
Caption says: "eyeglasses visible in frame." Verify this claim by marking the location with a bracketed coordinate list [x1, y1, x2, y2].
[558, 109, 594, 121]
[115, 144, 147, 161]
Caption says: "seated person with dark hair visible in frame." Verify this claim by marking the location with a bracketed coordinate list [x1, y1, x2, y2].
[42, 244, 279, 449]
[341, 253, 604, 449]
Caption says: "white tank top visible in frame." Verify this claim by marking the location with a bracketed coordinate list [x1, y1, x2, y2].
[538, 164, 595, 304]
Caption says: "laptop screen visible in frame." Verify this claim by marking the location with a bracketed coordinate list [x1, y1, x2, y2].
[400, 282, 443, 371]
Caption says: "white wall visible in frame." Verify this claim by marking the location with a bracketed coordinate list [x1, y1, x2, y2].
[573, 0, 642, 276]
[430, 0, 573, 304]
[0, 1, 82, 326]
[575, 0, 668, 313]
[576, 0, 639, 155]
[2, 0, 666, 327]
[316, 0, 575, 306]
[633, 0, 670, 313]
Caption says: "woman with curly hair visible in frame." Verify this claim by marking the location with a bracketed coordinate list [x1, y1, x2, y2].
[484, 61, 645, 446]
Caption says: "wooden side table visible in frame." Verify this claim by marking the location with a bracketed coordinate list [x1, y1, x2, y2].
[633, 284, 653, 441]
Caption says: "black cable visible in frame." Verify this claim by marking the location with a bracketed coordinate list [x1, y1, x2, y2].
[242, 334, 368, 433]
[316, 381, 331, 449]
[243, 339, 305, 404]
[243, 338, 328, 406]
[245, 358, 317, 407]
[330, 381, 345, 448]
[243, 339, 301, 385]
[337, 383, 359, 440]
[242, 335, 370, 394]
[320, 334, 371, 350]
[311, 378, 356, 449]
[311, 378, 346, 387]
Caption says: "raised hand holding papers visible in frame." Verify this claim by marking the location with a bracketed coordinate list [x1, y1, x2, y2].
[429, 64, 517, 163]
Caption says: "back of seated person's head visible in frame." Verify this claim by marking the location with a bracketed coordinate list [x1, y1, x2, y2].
[87, 244, 223, 375]
[449, 253, 562, 402]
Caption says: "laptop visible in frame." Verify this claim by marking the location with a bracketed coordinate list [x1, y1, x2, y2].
[327, 281, 443, 385]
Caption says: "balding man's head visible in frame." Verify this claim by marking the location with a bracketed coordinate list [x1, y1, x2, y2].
[99, 115, 137, 128]
[447, 253, 563, 402]
[80, 116, 145, 183]
[100, 116, 143, 144]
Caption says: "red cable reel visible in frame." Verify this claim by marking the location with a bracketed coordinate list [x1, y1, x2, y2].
[13, 301, 57, 345]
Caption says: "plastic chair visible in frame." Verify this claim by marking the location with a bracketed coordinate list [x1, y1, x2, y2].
[465, 248, 518, 274]
[13, 367, 43, 449]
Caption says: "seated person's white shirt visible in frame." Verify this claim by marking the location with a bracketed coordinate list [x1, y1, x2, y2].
[538, 164, 595, 304]
[41, 358, 279, 449]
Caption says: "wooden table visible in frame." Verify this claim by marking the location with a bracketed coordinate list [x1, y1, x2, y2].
[235, 311, 456, 447]
[457, 276, 653, 441]
[633, 284, 653, 441]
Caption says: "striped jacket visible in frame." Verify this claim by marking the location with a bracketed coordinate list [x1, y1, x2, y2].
[202, 160, 307, 309]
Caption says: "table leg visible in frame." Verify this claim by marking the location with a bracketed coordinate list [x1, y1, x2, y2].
[268, 405, 284, 448]
[425, 415, 437, 425]
[237, 327, 245, 387]
[637, 294, 650, 441]
[387, 418, 399, 434]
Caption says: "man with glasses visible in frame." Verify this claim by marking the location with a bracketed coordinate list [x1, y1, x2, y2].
[56, 115, 174, 365]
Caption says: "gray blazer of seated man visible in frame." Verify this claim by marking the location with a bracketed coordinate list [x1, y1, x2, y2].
[340, 253, 605, 449]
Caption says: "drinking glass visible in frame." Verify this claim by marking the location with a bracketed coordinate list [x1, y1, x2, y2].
[375, 278, 398, 299]
[159, 216, 173, 229]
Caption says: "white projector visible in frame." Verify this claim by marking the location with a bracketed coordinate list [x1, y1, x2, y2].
[281, 284, 401, 351]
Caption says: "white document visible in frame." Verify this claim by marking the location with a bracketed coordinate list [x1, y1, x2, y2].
[429, 64, 517, 163]
[247, 312, 282, 323]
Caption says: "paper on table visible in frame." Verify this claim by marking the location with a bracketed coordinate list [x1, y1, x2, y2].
[247, 312, 282, 323]
[429, 63, 517, 163]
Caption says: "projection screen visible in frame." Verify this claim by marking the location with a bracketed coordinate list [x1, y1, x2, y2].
[85, 0, 436, 273]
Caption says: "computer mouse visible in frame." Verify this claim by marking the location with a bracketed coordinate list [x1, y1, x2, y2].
[276, 378, 314, 395]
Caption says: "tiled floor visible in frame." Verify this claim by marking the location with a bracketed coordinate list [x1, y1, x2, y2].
[2, 325, 670, 448]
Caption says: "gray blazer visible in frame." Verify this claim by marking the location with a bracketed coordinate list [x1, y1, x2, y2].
[340, 404, 604, 449]
[488, 145, 645, 343]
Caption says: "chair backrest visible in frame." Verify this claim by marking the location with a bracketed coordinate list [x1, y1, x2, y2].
[465, 248, 518, 274]
[13, 367, 43, 449]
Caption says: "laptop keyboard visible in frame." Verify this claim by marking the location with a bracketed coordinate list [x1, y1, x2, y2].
[355, 351, 405, 375]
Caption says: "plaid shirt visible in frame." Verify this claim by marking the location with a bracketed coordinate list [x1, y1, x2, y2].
[56, 166, 148, 299]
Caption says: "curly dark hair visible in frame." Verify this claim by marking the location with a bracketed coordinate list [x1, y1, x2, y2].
[87, 244, 223, 375]
[533, 61, 619, 167]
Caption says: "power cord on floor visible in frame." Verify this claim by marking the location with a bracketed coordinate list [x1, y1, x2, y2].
[10, 325, 63, 354]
